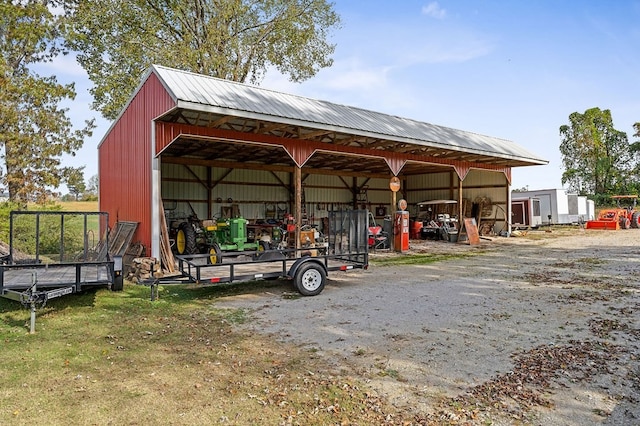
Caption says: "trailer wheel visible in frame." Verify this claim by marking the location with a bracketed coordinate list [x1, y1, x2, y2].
[177, 223, 198, 255]
[208, 243, 222, 264]
[632, 212, 640, 228]
[294, 263, 326, 296]
[112, 274, 124, 291]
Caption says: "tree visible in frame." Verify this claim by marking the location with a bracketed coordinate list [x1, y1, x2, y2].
[0, 0, 95, 203]
[626, 122, 640, 197]
[630, 122, 640, 152]
[65, 166, 86, 200]
[86, 173, 98, 194]
[559, 108, 633, 198]
[63, 0, 341, 120]
[82, 173, 98, 200]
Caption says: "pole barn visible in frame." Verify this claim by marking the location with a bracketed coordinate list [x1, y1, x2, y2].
[98, 65, 547, 264]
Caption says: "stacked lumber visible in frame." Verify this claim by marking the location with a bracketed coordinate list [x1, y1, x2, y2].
[123, 241, 145, 275]
[159, 202, 177, 274]
[128, 257, 163, 283]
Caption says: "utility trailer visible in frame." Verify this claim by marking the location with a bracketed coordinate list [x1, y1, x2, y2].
[144, 210, 369, 299]
[0, 211, 123, 332]
[511, 197, 542, 228]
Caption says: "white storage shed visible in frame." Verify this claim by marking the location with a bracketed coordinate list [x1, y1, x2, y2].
[511, 189, 595, 225]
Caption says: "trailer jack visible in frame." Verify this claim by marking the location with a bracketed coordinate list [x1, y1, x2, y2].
[3, 273, 74, 334]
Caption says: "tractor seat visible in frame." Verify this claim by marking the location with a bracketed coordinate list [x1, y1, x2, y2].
[368, 226, 388, 250]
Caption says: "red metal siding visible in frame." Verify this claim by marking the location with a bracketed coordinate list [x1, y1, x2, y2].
[99, 73, 175, 252]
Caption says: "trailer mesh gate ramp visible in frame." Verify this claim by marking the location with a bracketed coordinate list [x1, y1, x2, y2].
[1, 211, 122, 333]
[142, 210, 369, 300]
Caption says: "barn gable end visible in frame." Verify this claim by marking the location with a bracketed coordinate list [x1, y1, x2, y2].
[99, 72, 176, 250]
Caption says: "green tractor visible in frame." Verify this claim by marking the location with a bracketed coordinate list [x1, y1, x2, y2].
[173, 216, 266, 263]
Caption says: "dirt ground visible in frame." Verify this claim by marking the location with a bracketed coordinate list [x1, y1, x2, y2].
[216, 228, 640, 425]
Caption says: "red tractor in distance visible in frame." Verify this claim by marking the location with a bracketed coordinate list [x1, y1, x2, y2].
[586, 195, 640, 230]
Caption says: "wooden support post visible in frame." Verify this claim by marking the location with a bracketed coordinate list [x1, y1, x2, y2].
[505, 180, 511, 234]
[294, 166, 302, 251]
[206, 167, 212, 219]
[458, 175, 463, 222]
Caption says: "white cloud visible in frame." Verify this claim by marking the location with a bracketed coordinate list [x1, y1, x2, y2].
[321, 61, 390, 92]
[422, 2, 446, 19]
[408, 37, 494, 64]
[261, 59, 413, 117]
[262, 59, 390, 95]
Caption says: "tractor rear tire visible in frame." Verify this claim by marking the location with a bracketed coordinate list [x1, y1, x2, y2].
[620, 217, 631, 229]
[208, 243, 222, 264]
[177, 222, 198, 255]
[252, 241, 272, 261]
[259, 241, 271, 251]
[632, 212, 640, 228]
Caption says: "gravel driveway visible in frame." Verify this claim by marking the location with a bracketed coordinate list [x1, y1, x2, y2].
[217, 228, 640, 425]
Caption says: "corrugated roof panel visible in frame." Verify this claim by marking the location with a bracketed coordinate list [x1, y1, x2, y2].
[185, 75, 210, 105]
[151, 65, 546, 164]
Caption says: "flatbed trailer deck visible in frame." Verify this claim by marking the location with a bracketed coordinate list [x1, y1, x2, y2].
[1, 261, 113, 289]
[179, 249, 366, 282]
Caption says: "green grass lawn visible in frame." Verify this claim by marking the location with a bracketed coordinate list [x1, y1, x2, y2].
[0, 282, 400, 425]
[56, 200, 99, 212]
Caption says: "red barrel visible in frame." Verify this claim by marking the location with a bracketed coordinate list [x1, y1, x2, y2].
[410, 220, 423, 239]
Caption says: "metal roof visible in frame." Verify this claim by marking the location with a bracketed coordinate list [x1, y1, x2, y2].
[150, 65, 546, 167]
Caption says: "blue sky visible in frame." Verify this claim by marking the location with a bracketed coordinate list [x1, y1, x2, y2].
[51, 0, 640, 192]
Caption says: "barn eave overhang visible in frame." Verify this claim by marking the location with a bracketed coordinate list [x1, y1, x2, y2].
[173, 100, 548, 168]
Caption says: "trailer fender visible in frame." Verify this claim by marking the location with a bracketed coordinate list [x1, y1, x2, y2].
[288, 256, 327, 280]
[288, 257, 328, 296]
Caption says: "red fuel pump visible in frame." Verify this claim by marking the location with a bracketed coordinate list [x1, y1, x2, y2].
[394, 210, 409, 252]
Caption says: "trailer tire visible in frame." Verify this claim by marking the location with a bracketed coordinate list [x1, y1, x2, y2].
[294, 262, 326, 296]
[112, 274, 124, 291]
[632, 212, 640, 228]
[177, 223, 198, 255]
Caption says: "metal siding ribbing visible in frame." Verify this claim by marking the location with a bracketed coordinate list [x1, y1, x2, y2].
[99, 73, 175, 251]
[226, 168, 271, 183]
[408, 172, 452, 189]
[305, 187, 350, 204]
[161, 164, 291, 221]
[465, 169, 508, 186]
